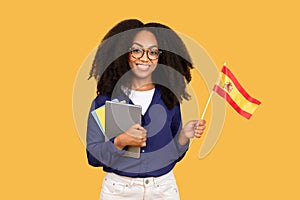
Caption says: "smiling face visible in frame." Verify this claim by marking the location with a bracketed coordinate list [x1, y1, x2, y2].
[128, 30, 159, 85]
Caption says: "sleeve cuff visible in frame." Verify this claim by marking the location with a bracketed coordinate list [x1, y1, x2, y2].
[109, 137, 126, 155]
[174, 134, 190, 153]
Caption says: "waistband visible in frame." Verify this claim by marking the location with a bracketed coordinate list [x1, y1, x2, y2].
[105, 170, 175, 187]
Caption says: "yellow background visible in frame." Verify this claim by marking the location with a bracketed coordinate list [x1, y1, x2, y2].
[1, 0, 299, 199]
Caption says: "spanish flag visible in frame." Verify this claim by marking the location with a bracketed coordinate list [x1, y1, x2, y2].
[213, 65, 261, 119]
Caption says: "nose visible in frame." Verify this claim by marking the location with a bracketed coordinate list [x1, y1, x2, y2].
[140, 50, 150, 62]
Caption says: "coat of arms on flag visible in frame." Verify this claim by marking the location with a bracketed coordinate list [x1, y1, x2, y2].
[223, 82, 233, 93]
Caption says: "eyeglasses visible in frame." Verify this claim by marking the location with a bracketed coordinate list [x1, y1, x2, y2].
[129, 47, 162, 61]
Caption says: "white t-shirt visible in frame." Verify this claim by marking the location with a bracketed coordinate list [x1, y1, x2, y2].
[129, 88, 155, 115]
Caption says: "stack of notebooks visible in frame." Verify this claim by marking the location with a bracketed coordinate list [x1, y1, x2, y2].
[91, 100, 142, 159]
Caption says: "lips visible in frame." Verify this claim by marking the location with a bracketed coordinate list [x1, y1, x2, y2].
[136, 64, 151, 71]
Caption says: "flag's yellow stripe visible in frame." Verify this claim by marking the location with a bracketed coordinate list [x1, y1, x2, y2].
[220, 73, 259, 114]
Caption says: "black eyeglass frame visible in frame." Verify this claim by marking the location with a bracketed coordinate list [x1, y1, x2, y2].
[129, 47, 162, 61]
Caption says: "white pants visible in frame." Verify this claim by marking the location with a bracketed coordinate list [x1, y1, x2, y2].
[100, 170, 180, 200]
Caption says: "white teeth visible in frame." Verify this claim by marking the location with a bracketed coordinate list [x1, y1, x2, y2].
[136, 64, 150, 70]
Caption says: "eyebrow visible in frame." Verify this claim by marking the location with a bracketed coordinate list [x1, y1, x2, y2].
[131, 42, 158, 49]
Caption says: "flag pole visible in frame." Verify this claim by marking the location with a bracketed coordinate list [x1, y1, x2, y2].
[200, 91, 214, 120]
[200, 62, 225, 120]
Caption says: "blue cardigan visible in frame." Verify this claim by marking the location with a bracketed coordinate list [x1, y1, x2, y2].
[86, 87, 189, 178]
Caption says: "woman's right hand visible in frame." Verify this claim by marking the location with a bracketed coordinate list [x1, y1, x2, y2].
[114, 123, 147, 150]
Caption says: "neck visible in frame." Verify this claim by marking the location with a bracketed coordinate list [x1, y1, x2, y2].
[131, 79, 155, 91]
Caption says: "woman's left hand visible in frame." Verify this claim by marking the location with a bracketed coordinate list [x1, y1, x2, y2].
[178, 120, 206, 146]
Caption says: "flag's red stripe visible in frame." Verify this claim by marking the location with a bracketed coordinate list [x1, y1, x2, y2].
[221, 66, 261, 105]
[213, 85, 252, 119]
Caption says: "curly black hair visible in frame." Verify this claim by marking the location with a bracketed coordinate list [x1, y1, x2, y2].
[89, 19, 193, 109]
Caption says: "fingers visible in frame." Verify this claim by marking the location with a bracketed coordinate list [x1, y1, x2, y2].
[193, 128, 204, 138]
[189, 120, 206, 128]
[194, 129, 204, 138]
[194, 120, 206, 138]
[127, 128, 147, 139]
[115, 132, 147, 149]
[127, 123, 147, 138]
[138, 127, 147, 138]
[196, 120, 206, 126]
[131, 135, 147, 147]
[124, 124, 147, 147]
[132, 123, 143, 129]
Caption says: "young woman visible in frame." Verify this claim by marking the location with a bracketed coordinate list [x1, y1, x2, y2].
[86, 19, 206, 200]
